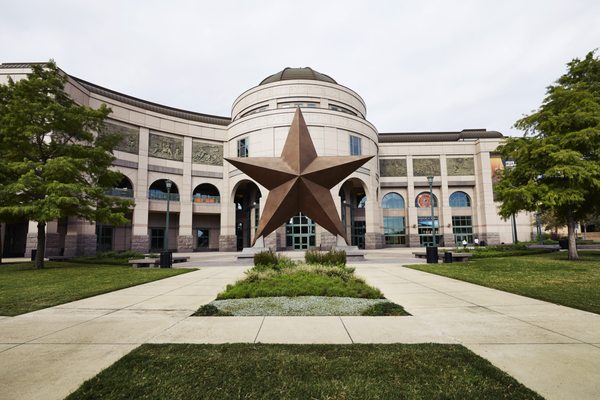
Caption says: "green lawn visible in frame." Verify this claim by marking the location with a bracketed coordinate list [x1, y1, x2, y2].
[0, 262, 191, 316]
[408, 251, 600, 314]
[66, 343, 542, 400]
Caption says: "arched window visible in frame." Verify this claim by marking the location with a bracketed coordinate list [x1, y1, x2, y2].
[415, 192, 438, 208]
[193, 183, 220, 203]
[449, 191, 471, 207]
[382, 193, 405, 209]
[107, 175, 134, 198]
[149, 179, 180, 201]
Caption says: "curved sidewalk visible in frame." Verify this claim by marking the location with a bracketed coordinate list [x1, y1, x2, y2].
[0, 251, 599, 400]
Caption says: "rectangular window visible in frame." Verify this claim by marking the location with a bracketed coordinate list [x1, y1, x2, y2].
[150, 228, 165, 251]
[350, 135, 362, 155]
[418, 217, 441, 247]
[196, 228, 209, 249]
[237, 138, 248, 157]
[383, 216, 406, 246]
[452, 216, 473, 245]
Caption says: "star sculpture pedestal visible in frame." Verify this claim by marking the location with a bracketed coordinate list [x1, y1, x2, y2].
[226, 108, 373, 252]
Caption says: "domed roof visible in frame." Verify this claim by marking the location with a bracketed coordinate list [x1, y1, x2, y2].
[259, 67, 337, 85]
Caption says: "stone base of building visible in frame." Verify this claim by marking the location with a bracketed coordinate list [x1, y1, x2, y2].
[62, 233, 96, 257]
[45, 233, 62, 256]
[320, 232, 337, 250]
[408, 234, 420, 247]
[365, 232, 384, 249]
[442, 233, 456, 247]
[219, 235, 237, 252]
[25, 232, 37, 258]
[480, 232, 501, 246]
[263, 232, 280, 251]
[131, 235, 150, 253]
[177, 235, 194, 252]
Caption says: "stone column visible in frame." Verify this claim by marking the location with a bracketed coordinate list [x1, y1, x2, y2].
[439, 155, 452, 247]
[25, 220, 38, 258]
[474, 145, 502, 245]
[63, 217, 96, 257]
[219, 144, 237, 252]
[178, 136, 194, 252]
[132, 127, 150, 253]
[406, 156, 420, 247]
[45, 221, 62, 256]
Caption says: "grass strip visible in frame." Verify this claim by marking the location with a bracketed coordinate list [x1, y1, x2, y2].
[408, 251, 600, 314]
[0, 262, 191, 316]
[217, 264, 383, 300]
[66, 343, 542, 400]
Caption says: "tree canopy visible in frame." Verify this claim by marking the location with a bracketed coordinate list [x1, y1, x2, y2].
[0, 61, 132, 267]
[495, 51, 600, 260]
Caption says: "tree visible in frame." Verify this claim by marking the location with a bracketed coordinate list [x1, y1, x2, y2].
[495, 51, 600, 260]
[0, 61, 132, 268]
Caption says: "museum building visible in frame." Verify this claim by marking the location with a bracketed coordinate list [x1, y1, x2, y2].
[0, 64, 534, 257]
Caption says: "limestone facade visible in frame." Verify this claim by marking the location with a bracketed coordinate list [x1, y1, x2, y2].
[0, 64, 535, 256]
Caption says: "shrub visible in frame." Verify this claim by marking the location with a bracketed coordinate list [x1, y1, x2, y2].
[305, 249, 346, 266]
[362, 302, 410, 316]
[253, 250, 295, 270]
[193, 304, 233, 316]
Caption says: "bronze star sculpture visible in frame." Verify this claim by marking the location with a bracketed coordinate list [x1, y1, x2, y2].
[225, 108, 373, 246]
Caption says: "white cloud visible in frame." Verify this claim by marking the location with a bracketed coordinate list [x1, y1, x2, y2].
[1, 0, 598, 136]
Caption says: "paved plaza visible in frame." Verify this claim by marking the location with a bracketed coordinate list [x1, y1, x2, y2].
[1, 248, 599, 400]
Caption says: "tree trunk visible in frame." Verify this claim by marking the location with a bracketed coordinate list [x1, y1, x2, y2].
[567, 216, 578, 261]
[35, 222, 46, 269]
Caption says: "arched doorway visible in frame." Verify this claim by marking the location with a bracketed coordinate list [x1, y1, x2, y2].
[233, 180, 261, 250]
[339, 178, 367, 249]
[286, 213, 316, 250]
[148, 179, 180, 251]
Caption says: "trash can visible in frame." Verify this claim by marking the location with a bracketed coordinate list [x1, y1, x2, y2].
[444, 251, 453, 263]
[30, 249, 37, 261]
[558, 238, 568, 250]
[426, 246, 439, 264]
[159, 251, 172, 268]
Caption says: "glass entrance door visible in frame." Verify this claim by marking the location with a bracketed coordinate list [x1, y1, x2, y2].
[286, 213, 316, 249]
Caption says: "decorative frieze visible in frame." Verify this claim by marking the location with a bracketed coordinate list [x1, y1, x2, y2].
[379, 159, 407, 177]
[192, 141, 223, 166]
[447, 157, 475, 176]
[102, 122, 139, 154]
[413, 158, 441, 176]
[149, 133, 184, 161]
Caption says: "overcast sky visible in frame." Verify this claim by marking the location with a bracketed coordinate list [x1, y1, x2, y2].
[1, 0, 599, 136]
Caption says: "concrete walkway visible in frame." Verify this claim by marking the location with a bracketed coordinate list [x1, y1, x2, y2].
[1, 250, 599, 400]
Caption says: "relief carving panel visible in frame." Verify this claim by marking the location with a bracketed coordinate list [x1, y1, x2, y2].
[102, 122, 139, 154]
[149, 133, 183, 161]
[413, 158, 441, 176]
[192, 141, 223, 166]
[379, 159, 407, 177]
[447, 157, 475, 176]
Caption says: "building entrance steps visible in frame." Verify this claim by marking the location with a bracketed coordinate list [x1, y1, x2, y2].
[0, 249, 599, 400]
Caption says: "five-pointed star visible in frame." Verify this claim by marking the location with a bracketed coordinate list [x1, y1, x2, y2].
[225, 108, 373, 246]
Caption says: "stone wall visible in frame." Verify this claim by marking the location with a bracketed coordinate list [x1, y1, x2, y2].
[131, 235, 150, 253]
[320, 232, 337, 250]
[365, 232, 384, 249]
[177, 235, 194, 252]
[263, 231, 280, 251]
[219, 234, 237, 252]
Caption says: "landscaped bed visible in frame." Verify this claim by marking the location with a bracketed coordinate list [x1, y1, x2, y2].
[195, 250, 409, 316]
[65, 343, 543, 400]
[0, 260, 191, 316]
[408, 250, 600, 314]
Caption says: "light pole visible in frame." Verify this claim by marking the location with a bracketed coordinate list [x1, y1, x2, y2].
[164, 179, 172, 252]
[427, 176, 436, 247]
[161, 179, 173, 268]
[426, 176, 438, 263]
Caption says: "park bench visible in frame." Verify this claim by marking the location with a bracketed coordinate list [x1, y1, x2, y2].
[128, 258, 160, 268]
[412, 251, 473, 262]
[47, 255, 75, 261]
[129, 256, 189, 268]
